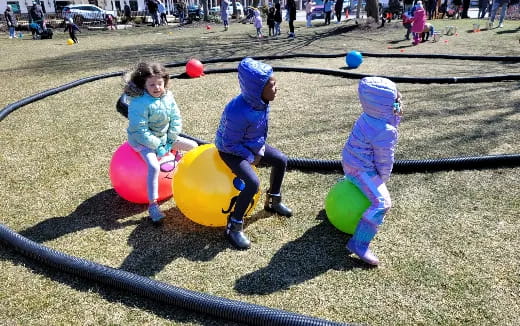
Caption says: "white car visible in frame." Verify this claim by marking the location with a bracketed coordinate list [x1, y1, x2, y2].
[210, 2, 244, 17]
[62, 4, 117, 23]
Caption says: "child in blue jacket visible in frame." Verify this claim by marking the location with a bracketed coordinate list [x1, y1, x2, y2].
[215, 57, 292, 250]
[125, 62, 198, 222]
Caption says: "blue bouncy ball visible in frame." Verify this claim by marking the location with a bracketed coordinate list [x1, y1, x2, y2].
[345, 51, 363, 68]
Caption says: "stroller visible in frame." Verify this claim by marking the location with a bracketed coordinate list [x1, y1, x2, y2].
[29, 22, 54, 39]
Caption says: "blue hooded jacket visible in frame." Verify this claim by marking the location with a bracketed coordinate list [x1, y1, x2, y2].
[215, 58, 273, 163]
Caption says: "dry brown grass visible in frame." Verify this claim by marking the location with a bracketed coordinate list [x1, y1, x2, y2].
[0, 17, 519, 325]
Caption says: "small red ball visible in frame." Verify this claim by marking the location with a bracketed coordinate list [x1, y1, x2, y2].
[186, 59, 204, 78]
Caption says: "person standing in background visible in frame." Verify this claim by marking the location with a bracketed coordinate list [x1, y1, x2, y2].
[4, 5, 18, 39]
[335, 0, 344, 23]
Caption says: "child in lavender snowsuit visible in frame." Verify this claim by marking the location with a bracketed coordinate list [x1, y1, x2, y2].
[253, 9, 263, 38]
[342, 77, 403, 266]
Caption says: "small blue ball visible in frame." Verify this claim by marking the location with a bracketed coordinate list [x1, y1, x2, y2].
[346, 51, 363, 68]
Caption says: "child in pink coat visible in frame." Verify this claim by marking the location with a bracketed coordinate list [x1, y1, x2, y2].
[409, 1, 426, 45]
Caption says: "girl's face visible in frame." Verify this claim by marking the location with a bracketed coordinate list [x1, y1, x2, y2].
[261, 77, 277, 102]
[145, 75, 165, 98]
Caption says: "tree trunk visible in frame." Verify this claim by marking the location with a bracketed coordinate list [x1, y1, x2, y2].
[203, 0, 209, 21]
[366, 0, 379, 22]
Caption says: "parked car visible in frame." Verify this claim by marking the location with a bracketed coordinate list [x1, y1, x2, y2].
[210, 2, 244, 17]
[311, 0, 350, 20]
[62, 4, 117, 24]
[187, 4, 202, 20]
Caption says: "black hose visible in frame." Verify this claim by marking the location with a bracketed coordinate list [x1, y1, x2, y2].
[115, 98, 520, 174]
[162, 52, 520, 68]
[286, 155, 520, 173]
[1, 53, 519, 325]
[204, 67, 520, 83]
[0, 224, 347, 326]
[0, 72, 123, 121]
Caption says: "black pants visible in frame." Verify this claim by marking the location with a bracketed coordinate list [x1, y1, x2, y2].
[69, 31, 78, 43]
[289, 20, 294, 34]
[325, 11, 331, 25]
[335, 9, 342, 22]
[218, 144, 287, 220]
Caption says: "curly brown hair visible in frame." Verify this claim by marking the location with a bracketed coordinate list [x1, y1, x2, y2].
[124, 62, 170, 97]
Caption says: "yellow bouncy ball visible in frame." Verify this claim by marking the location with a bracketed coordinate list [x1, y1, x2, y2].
[66, 38, 74, 45]
[172, 144, 260, 227]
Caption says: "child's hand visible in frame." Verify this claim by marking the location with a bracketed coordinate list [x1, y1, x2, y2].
[252, 155, 262, 166]
[164, 139, 174, 153]
[394, 91, 404, 116]
[156, 145, 167, 157]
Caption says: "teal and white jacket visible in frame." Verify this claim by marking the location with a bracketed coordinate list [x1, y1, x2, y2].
[127, 90, 182, 151]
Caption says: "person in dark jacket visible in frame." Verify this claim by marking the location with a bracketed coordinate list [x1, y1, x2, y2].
[4, 5, 18, 39]
[335, 0, 345, 23]
[274, 2, 282, 35]
[286, 0, 297, 37]
[64, 18, 81, 43]
[124, 2, 132, 23]
[267, 6, 275, 36]
[147, 0, 159, 26]
[29, 1, 45, 39]
[215, 58, 293, 250]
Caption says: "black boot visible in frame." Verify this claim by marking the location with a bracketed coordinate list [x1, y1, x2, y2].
[225, 216, 250, 250]
[264, 192, 293, 217]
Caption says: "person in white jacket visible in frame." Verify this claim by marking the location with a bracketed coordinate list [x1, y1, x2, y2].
[306, 0, 315, 27]
[253, 9, 263, 38]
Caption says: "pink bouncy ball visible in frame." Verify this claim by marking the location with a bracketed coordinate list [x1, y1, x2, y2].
[109, 142, 182, 204]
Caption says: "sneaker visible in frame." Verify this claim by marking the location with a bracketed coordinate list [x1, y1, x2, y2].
[148, 203, 165, 223]
[498, 23, 504, 28]
[488, 21, 493, 29]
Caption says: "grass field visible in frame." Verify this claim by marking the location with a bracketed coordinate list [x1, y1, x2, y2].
[1, 17, 519, 326]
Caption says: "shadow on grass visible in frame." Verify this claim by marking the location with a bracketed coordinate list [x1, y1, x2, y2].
[0, 245, 243, 326]
[400, 83, 520, 156]
[19, 189, 144, 243]
[7, 189, 242, 325]
[18, 188, 230, 277]
[118, 206, 228, 277]
[234, 209, 371, 295]
[2, 24, 360, 77]
[496, 25, 520, 35]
